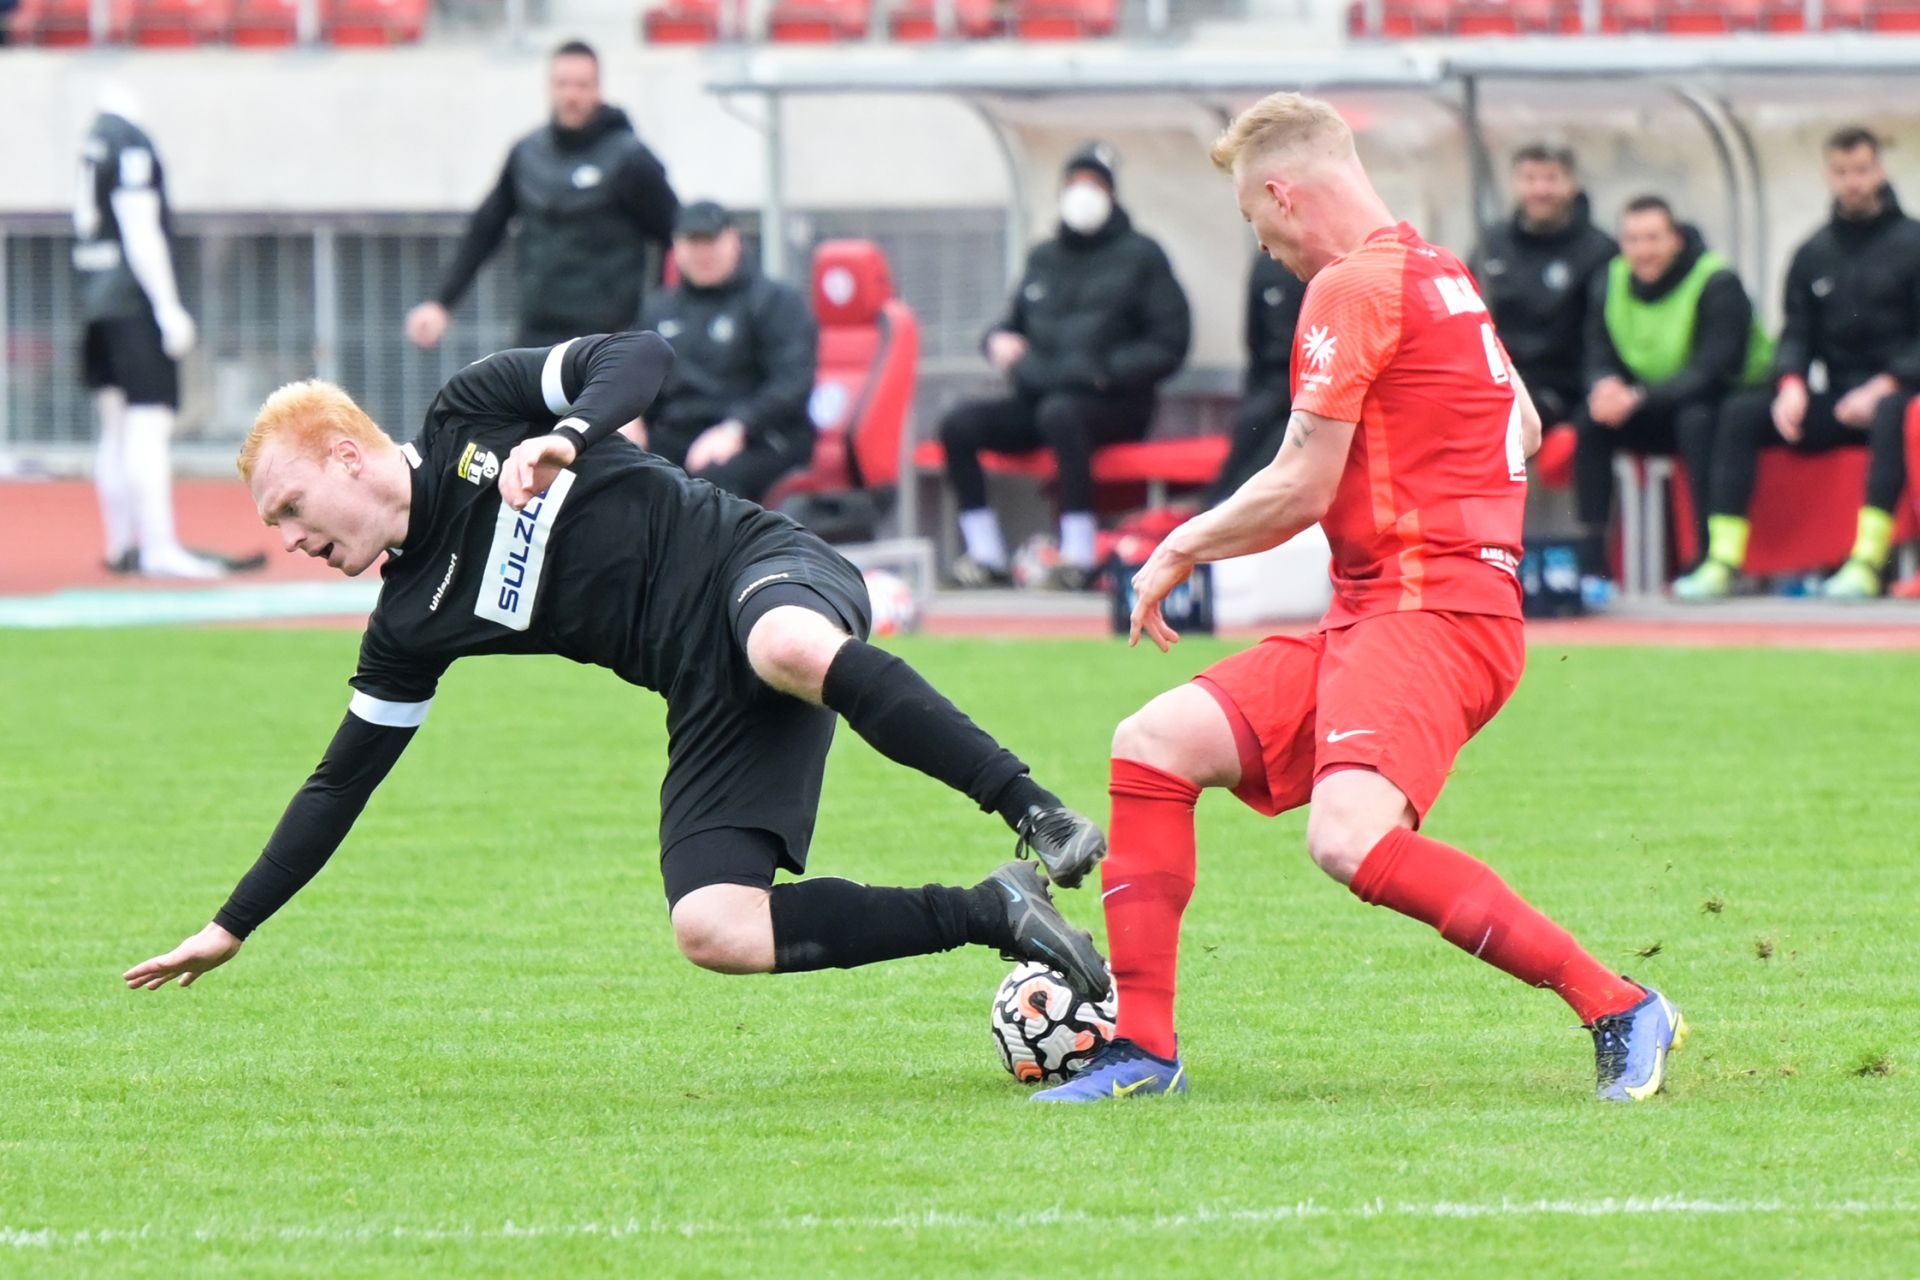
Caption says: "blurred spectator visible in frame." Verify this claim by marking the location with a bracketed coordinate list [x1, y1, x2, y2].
[938, 142, 1192, 590]
[1207, 253, 1303, 504]
[1472, 143, 1617, 432]
[406, 40, 679, 350]
[620, 201, 818, 503]
[0, 0, 15, 45]
[1678, 126, 1920, 601]
[76, 87, 261, 579]
[1578, 196, 1769, 599]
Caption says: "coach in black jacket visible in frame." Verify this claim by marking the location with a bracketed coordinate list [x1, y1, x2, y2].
[1208, 254, 1303, 504]
[1681, 127, 1920, 600]
[406, 40, 679, 350]
[939, 142, 1192, 590]
[1471, 144, 1617, 429]
[625, 201, 818, 503]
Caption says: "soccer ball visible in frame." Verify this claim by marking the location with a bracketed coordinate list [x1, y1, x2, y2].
[862, 568, 920, 637]
[990, 961, 1118, 1084]
[1009, 534, 1063, 590]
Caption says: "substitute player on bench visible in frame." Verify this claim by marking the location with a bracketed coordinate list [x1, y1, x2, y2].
[125, 330, 1109, 1007]
[1034, 93, 1684, 1105]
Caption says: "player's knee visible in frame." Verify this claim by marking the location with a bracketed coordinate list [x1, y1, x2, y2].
[671, 894, 772, 974]
[1112, 706, 1177, 770]
[746, 610, 846, 696]
[1034, 396, 1089, 444]
[1303, 807, 1377, 884]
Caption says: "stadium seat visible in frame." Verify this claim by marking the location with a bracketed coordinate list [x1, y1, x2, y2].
[1371, 0, 1457, 36]
[1012, 0, 1116, 38]
[768, 0, 870, 40]
[762, 240, 921, 528]
[910, 434, 1230, 515]
[322, 0, 423, 42]
[888, 0, 1001, 39]
[127, 0, 230, 44]
[641, 0, 722, 42]
[9, 0, 122, 44]
[229, 0, 297, 43]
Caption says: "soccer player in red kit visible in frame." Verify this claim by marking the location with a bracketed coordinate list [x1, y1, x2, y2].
[1033, 92, 1686, 1104]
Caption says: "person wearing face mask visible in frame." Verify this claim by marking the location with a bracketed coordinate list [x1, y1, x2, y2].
[1676, 127, 1920, 600]
[404, 40, 679, 351]
[1471, 144, 1617, 435]
[937, 142, 1192, 590]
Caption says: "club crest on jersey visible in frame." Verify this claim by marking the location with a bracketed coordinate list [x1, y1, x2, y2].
[709, 315, 736, 344]
[456, 442, 501, 486]
[571, 164, 603, 190]
[1301, 325, 1338, 376]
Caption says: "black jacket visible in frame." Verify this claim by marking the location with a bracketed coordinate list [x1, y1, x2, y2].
[1245, 254, 1305, 398]
[639, 265, 819, 457]
[435, 105, 680, 343]
[1471, 193, 1617, 400]
[1774, 185, 1920, 391]
[1585, 225, 1754, 414]
[989, 208, 1191, 399]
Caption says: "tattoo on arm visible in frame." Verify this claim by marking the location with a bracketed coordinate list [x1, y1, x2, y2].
[1287, 415, 1320, 449]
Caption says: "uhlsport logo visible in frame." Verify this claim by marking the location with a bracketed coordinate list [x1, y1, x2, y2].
[1302, 325, 1337, 374]
[455, 442, 500, 487]
[475, 470, 576, 631]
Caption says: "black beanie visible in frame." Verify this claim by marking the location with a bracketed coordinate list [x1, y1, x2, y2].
[1063, 140, 1118, 193]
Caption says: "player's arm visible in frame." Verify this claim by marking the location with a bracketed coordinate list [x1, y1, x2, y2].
[121, 696, 426, 990]
[1128, 408, 1356, 651]
[612, 143, 680, 248]
[108, 148, 195, 360]
[1510, 360, 1543, 458]
[434, 159, 517, 311]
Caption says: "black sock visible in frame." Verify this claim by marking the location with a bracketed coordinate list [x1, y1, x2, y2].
[1577, 527, 1609, 579]
[769, 878, 1009, 972]
[821, 639, 1059, 828]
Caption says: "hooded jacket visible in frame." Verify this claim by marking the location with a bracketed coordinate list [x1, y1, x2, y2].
[1244, 253, 1305, 398]
[1773, 185, 1920, 390]
[988, 207, 1191, 400]
[1471, 192, 1618, 400]
[434, 105, 680, 342]
[1585, 224, 1759, 414]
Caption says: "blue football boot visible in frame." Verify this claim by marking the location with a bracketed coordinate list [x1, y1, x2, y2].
[1589, 983, 1688, 1102]
[1029, 1038, 1186, 1103]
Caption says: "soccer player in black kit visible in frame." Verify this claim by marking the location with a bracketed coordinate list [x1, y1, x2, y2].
[124, 332, 1111, 1006]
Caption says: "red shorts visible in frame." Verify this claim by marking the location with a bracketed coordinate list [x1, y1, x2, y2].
[1194, 610, 1525, 822]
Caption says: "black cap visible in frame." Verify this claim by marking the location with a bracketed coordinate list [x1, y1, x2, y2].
[1063, 140, 1118, 192]
[674, 200, 734, 238]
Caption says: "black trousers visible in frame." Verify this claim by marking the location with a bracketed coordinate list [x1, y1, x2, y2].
[938, 391, 1153, 513]
[653, 422, 808, 505]
[1574, 397, 1717, 556]
[1208, 386, 1291, 505]
[1707, 385, 1912, 518]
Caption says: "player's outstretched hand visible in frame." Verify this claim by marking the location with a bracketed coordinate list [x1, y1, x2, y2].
[499, 434, 579, 511]
[1129, 540, 1195, 653]
[123, 922, 243, 991]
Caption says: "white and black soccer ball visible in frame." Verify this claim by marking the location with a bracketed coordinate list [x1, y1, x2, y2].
[990, 961, 1118, 1085]
[1009, 535, 1063, 591]
[862, 568, 921, 637]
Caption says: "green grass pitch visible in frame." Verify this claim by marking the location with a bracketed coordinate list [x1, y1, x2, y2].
[4, 629, 1918, 1277]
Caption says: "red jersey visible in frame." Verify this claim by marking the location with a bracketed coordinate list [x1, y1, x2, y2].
[1290, 222, 1527, 628]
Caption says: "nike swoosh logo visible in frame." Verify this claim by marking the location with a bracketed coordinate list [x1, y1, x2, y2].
[1326, 729, 1375, 743]
[1113, 1075, 1160, 1097]
[1101, 883, 1132, 901]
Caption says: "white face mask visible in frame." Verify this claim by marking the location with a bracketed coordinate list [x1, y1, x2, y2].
[1058, 183, 1112, 235]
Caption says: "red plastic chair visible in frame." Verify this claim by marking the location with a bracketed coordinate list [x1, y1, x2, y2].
[763, 240, 921, 514]
[889, 0, 1001, 38]
[1012, 0, 1115, 37]
[768, 0, 869, 38]
[127, 0, 230, 44]
[323, 0, 423, 42]
[229, 0, 297, 42]
[642, 0, 721, 40]
[10, 0, 123, 44]
[1375, 0, 1456, 35]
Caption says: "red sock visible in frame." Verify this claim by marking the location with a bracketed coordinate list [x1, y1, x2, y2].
[1103, 758, 1200, 1061]
[1349, 827, 1643, 1025]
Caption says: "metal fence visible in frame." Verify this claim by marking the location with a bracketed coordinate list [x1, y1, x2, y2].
[0, 207, 1009, 470]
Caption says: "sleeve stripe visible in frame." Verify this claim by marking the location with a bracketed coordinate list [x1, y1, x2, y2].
[348, 691, 433, 729]
[541, 339, 578, 414]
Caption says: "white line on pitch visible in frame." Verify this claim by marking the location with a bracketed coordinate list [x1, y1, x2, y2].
[5, 1198, 1917, 1249]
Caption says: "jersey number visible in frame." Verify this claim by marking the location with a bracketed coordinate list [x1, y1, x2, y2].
[1479, 322, 1528, 483]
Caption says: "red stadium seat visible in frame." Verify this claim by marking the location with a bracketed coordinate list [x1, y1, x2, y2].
[1374, 0, 1457, 35]
[10, 0, 124, 44]
[127, 0, 230, 44]
[1012, 0, 1116, 38]
[889, 0, 1001, 38]
[768, 0, 869, 39]
[229, 0, 297, 43]
[322, 0, 423, 42]
[762, 240, 921, 519]
[910, 435, 1230, 514]
[642, 0, 721, 41]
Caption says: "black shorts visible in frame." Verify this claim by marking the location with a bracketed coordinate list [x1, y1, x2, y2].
[656, 538, 873, 906]
[82, 315, 179, 409]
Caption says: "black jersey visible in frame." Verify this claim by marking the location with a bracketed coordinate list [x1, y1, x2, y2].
[213, 330, 822, 940]
[73, 111, 173, 323]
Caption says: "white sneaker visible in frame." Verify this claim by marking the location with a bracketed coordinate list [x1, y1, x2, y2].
[138, 546, 226, 580]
